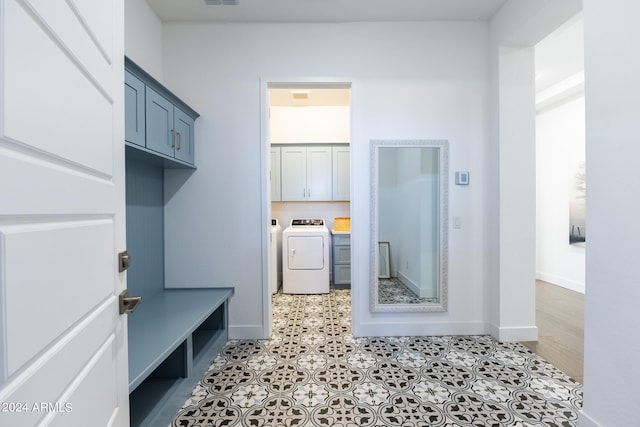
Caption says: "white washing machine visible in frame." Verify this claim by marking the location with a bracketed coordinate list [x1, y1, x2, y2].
[270, 219, 282, 294]
[282, 219, 330, 294]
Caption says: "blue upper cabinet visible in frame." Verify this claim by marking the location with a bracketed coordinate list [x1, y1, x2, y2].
[125, 71, 146, 147]
[174, 107, 195, 164]
[146, 87, 176, 158]
[125, 57, 199, 169]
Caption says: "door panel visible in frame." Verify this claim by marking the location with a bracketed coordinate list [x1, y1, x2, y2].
[0, 0, 128, 426]
[3, 0, 113, 175]
[174, 107, 194, 164]
[2, 220, 113, 376]
[48, 336, 119, 427]
[281, 147, 306, 201]
[146, 87, 175, 158]
[125, 71, 146, 147]
[0, 300, 118, 426]
[307, 147, 332, 201]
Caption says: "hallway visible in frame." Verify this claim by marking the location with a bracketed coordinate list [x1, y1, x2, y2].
[172, 289, 582, 426]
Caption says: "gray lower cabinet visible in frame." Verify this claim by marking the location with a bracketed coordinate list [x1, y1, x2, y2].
[332, 233, 351, 285]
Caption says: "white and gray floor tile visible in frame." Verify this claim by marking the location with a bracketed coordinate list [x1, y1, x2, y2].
[172, 289, 582, 426]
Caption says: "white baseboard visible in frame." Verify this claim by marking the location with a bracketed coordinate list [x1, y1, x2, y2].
[490, 324, 538, 342]
[229, 325, 269, 340]
[354, 321, 489, 337]
[536, 271, 585, 294]
[397, 271, 437, 298]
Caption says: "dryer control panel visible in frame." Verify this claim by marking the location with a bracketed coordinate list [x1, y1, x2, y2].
[290, 219, 325, 227]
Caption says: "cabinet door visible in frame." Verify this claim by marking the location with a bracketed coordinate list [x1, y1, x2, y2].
[270, 147, 281, 201]
[332, 146, 350, 201]
[281, 146, 307, 201]
[174, 106, 195, 164]
[146, 87, 175, 158]
[125, 71, 146, 147]
[307, 146, 332, 201]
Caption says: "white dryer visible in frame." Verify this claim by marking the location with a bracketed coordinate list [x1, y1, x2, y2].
[270, 219, 282, 294]
[282, 219, 330, 294]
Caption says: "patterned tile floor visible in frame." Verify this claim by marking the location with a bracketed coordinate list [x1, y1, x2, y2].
[172, 289, 583, 426]
[378, 278, 439, 304]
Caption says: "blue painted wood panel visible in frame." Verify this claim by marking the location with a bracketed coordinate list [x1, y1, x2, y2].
[126, 156, 164, 299]
[145, 86, 175, 158]
[125, 71, 146, 147]
[174, 106, 195, 164]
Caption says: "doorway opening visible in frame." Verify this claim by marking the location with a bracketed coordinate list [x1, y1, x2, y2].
[262, 81, 352, 336]
[528, 14, 585, 383]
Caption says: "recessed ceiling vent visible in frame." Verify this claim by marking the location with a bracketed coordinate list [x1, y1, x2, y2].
[203, 0, 238, 5]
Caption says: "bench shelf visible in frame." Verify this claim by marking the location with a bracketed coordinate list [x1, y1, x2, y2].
[128, 287, 234, 427]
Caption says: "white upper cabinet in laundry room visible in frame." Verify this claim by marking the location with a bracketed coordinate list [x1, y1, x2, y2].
[281, 146, 332, 201]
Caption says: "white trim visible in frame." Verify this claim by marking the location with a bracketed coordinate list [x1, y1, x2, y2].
[229, 325, 270, 340]
[259, 77, 272, 341]
[536, 271, 585, 294]
[260, 77, 354, 341]
[490, 324, 538, 342]
[357, 321, 488, 338]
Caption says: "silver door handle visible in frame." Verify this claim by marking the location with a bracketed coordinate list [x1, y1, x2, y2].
[119, 290, 142, 315]
[177, 132, 182, 150]
[170, 129, 176, 148]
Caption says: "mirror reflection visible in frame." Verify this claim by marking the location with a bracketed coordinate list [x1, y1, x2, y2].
[370, 140, 448, 312]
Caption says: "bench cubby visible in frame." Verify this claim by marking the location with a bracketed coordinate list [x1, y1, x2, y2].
[128, 288, 233, 427]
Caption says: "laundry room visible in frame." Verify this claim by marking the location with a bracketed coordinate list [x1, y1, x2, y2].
[268, 86, 351, 294]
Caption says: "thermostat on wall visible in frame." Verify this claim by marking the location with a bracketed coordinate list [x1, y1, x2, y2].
[455, 171, 470, 185]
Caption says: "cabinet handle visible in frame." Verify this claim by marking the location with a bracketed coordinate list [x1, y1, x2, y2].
[170, 129, 176, 148]
[176, 132, 182, 151]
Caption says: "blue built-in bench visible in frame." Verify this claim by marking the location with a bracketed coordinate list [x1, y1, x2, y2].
[123, 61, 233, 426]
[128, 287, 234, 427]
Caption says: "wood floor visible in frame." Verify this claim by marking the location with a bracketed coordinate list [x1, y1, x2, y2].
[522, 280, 585, 383]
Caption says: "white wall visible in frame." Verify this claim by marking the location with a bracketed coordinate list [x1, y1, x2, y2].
[535, 17, 586, 294]
[536, 94, 586, 293]
[270, 106, 350, 144]
[488, 0, 582, 342]
[124, 0, 163, 80]
[160, 21, 491, 338]
[581, 1, 640, 425]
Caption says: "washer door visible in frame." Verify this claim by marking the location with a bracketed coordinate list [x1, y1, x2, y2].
[287, 236, 324, 270]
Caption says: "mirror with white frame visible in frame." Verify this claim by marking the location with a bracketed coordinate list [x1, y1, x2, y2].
[370, 139, 448, 312]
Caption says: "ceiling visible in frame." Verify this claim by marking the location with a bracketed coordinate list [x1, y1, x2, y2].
[147, 0, 508, 23]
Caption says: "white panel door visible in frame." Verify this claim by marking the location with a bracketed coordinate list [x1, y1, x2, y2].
[0, 1, 128, 426]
